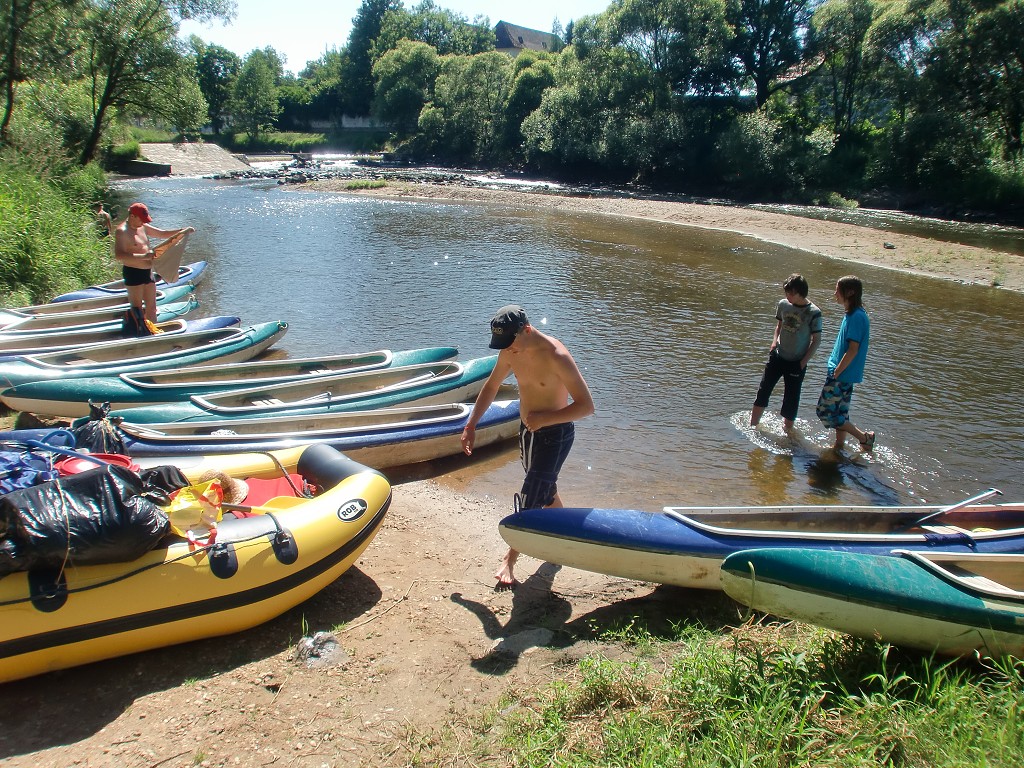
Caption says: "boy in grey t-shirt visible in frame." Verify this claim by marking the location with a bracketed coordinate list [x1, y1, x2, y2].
[750, 274, 823, 431]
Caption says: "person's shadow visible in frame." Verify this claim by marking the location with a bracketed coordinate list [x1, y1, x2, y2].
[451, 562, 572, 675]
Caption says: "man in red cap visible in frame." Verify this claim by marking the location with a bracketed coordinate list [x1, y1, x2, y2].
[102, 201, 194, 324]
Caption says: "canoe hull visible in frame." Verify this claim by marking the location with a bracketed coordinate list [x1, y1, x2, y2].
[498, 504, 1024, 590]
[0, 443, 391, 683]
[48, 261, 209, 302]
[720, 548, 1024, 657]
[0, 346, 459, 417]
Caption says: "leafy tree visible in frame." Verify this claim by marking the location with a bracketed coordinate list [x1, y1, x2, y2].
[163, 57, 208, 137]
[345, 0, 402, 116]
[0, 0, 84, 143]
[729, 0, 816, 107]
[233, 47, 280, 137]
[809, 0, 879, 135]
[195, 41, 239, 134]
[301, 49, 347, 124]
[77, 0, 235, 164]
[372, 39, 439, 134]
[418, 51, 512, 162]
[503, 50, 556, 153]
[372, 0, 493, 58]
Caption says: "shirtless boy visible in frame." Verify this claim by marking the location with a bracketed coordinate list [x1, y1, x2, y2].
[106, 202, 194, 323]
[461, 305, 595, 587]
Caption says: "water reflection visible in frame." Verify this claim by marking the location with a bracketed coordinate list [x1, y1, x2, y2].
[112, 177, 1024, 512]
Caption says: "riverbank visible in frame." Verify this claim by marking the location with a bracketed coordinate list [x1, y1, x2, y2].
[308, 179, 1024, 294]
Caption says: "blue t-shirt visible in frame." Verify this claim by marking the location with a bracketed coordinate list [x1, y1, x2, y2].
[827, 307, 869, 384]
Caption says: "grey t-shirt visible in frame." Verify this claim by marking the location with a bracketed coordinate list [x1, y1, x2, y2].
[775, 299, 822, 361]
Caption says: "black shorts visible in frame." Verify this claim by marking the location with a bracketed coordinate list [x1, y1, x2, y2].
[519, 421, 575, 509]
[122, 266, 154, 286]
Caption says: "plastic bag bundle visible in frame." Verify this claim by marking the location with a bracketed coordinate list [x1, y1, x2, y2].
[71, 402, 128, 455]
[0, 464, 169, 575]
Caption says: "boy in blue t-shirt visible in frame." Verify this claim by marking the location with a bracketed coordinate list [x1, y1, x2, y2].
[815, 275, 875, 452]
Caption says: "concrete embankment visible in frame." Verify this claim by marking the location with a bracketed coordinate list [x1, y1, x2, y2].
[138, 143, 251, 176]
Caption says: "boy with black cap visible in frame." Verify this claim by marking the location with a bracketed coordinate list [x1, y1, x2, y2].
[461, 305, 595, 588]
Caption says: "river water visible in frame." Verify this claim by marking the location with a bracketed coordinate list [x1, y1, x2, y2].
[110, 174, 1024, 513]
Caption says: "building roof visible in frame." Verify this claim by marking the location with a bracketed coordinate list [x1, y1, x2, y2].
[494, 21, 562, 54]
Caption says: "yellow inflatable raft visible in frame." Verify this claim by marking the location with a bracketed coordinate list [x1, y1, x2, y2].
[0, 444, 391, 683]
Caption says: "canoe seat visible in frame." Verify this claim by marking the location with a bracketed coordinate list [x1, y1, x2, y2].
[252, 398, 285, 407]
[922, 524, 972, 535]
[947, 568, 1020, 597]
[307, 369, 333, 375]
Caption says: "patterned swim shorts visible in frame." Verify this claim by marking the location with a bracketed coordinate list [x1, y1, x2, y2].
[816, 379, 855, 428]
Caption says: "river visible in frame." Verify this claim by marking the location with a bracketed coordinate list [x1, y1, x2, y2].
[111, 174, 1024, 513]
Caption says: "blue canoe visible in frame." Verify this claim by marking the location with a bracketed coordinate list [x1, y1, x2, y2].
[720, 548, 1024, 657]
[0, 314, 238, 360]
[48, 261, 209, 302]
[0, 284, 196, 331]
[0, 296, 199, 339]
[1, 399, 522, 467]
[0, 322, 287, 389]
[0, 346, 459, 417]
[497, 491, 1023, 590]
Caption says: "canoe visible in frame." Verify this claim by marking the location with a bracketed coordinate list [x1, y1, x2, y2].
[0, 346, 460, 417]
[497, 491, 1024, 590]
[0, 442, 391, 683]
[0, 315, 239, 359]
[1, 399, 521, 465]
[720, 548, 1024, 657]
[0, 322, 288, 389]
[47, 261, 209, 302]
[0, 296, 199, 339]
[0, 283, 196, 332]
[96, 355, 500, 424]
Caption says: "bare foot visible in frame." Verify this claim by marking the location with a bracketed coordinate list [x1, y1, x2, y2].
[494, 549, 519, 590]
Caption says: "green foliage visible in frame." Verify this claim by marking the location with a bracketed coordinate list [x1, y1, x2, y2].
[372, 40, 440, 135]
[496, 628, 1024, 768]
[345, 179, 387, 190]
[233, 49, 281, 137]
[195, 43, 241, 134]
[0, 151, 113, 306]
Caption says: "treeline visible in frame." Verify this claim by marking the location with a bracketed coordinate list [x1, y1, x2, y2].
[3, 0, 1024, 216]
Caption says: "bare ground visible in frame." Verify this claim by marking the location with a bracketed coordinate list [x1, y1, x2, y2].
[2, 183, 1022, 767]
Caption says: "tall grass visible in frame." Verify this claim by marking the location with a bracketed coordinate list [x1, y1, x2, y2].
[495, 621, 1024, 767]
[0, 151, 114, 307]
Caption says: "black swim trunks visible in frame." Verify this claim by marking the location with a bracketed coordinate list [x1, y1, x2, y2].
[518, 421, 575, 509]
[122, 266, 154, 286]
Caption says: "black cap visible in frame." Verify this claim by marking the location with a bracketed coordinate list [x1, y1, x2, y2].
[488, 305, 528, 349]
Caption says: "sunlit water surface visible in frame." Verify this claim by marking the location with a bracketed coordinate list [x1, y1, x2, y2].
[112, 176, 1024, 514]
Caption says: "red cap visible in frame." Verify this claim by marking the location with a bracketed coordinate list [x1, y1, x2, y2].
[128, 202, 152, 223]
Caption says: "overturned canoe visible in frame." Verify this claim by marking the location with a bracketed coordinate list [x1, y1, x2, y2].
[0, 346, 460, 417]
[720, 548, 1024, 657]
[0, 442, 391, 683]
[0, 322, 288, 389]
[98, 355, 499, 424]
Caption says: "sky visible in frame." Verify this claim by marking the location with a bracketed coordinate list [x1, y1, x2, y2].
[178, 0, 612, 75]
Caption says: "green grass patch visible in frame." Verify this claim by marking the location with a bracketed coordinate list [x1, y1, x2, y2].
[456, 621, 1024, 768]
[223, 129, 390, 154]
[0, 151, 115, 306]
[344, 180, 387, 190]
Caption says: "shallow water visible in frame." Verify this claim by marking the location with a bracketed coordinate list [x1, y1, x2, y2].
[112, 176, 1024, 513]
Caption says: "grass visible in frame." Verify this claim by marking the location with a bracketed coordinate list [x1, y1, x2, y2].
[345, 180, 387, 190]
[424, 618, 1024, 767]
[223, 129, 390, 154]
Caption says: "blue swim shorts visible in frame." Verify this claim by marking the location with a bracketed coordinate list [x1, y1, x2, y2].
[816, 379, 855, 428]
[518, 421, 575, 509]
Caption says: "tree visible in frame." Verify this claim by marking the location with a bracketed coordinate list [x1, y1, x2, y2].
[233, 48, 280, 138]
[372, 0, 494, 59]
[163, 57, 208, 137]
[730, 0, 816, 107]
[0, 0, 83, 143]
[809, 0, 878, 135]
[345, 0, 402, 116]
[195, 41, 239, 134]
[372, 39, 439, 134]
[77, 0, 235, 164]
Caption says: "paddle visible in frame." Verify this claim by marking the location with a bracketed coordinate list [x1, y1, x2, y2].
[898, 487, 1003, 531]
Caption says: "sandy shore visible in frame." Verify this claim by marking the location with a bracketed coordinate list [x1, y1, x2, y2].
[308, 179, 1024, 294]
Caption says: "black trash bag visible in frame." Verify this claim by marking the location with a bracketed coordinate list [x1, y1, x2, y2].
[139, 465, 192, 506]
[71, 402, 128, 455]
[0, 463, 169, 576]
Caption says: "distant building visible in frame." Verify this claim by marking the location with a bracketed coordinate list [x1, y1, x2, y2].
[494, 21, 562, 56]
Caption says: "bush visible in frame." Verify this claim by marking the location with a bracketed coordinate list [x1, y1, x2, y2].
[0, 151, 114, 306]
